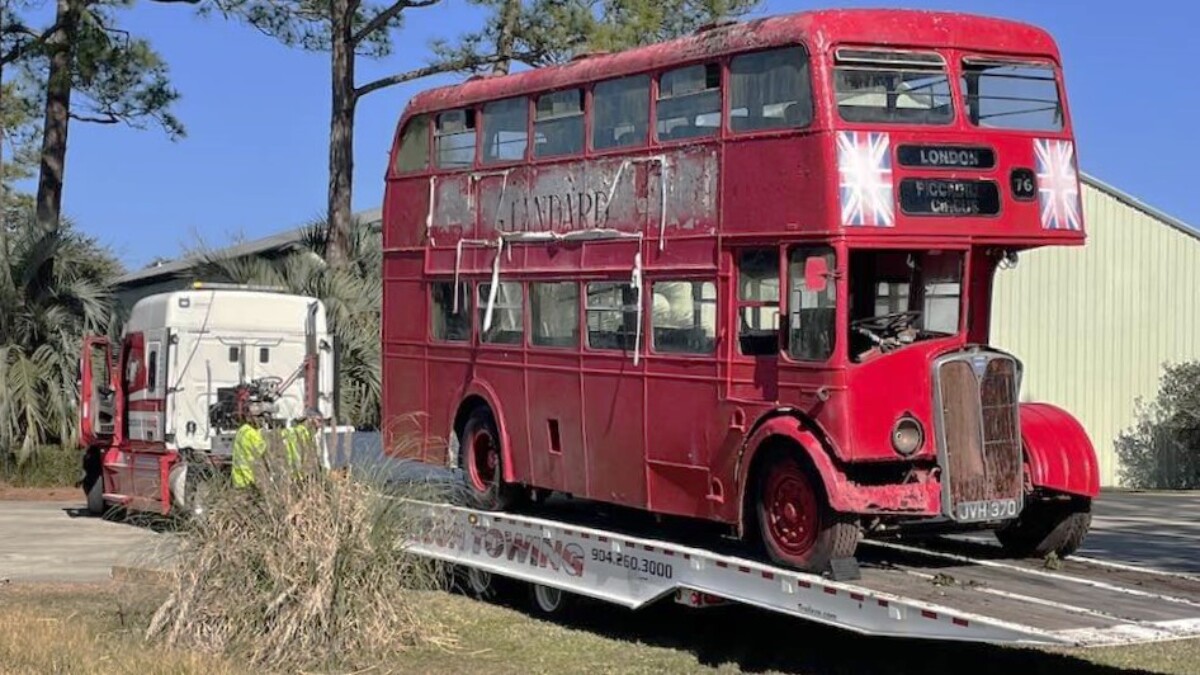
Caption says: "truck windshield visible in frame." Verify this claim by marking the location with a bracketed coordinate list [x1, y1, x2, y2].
[833, 48, 953, 125]
[848, 250, 963, 362]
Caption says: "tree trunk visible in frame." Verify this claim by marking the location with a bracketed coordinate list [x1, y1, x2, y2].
[35, 0, 78, 232]
[492, 0, 520, 75]
[326, 0, 356, 268]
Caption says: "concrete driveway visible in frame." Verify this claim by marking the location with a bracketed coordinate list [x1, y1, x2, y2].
[1083, 491, 1200, 573]
[0, 501, 165, 583]
[0, 489, 1196, 583]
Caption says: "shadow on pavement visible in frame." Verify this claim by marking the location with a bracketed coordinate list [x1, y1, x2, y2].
[481, 588, 1152, 675]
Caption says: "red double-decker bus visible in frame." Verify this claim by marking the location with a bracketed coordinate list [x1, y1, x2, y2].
[381, 9, 1099, 572]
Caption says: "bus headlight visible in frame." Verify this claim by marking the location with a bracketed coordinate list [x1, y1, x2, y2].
[891, 417, 924, 456]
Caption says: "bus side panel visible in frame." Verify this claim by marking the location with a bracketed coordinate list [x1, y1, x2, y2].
[525, 351, 583, 497]
[382, 253, 431, 460]
[471, 355, 532, 483]
[645, 363, 722, 518]
[722, 135, 830, 235]
[384, 178, 433, 248]
[581, 354, 647, 506]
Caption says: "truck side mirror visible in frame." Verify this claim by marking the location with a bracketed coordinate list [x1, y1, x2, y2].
[804, 256, 830, 292]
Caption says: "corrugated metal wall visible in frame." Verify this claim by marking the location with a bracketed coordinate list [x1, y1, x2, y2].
[991, 180, 1200, 486]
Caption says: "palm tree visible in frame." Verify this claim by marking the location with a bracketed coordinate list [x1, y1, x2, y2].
[0, 210, 120, 463]
[193, 216, 381, 429]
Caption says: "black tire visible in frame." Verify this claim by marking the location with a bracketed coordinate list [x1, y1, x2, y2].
[528, 583, 576, 617]
[996, 498, 1092, 559]
[82, 451, 106, 517]
[752, 446, 858, 573]
[458, 407, 522, 511]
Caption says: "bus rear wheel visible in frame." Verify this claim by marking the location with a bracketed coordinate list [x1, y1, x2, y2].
[459, 406, 521, 511]
[754, 448, 858, 573]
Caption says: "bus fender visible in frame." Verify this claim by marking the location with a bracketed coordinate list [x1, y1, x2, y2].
[458, 380, 518, 483]
[736, 414, 851, 532]
[1020, 403, 1100, 499]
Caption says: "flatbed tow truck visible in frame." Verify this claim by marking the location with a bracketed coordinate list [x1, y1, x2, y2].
[399, 493, 1200, 647]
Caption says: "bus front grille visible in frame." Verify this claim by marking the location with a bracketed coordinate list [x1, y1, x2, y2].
[934, 351, 1024, 521]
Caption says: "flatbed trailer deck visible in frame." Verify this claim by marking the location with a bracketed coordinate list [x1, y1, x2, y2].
[405, 500, 1200, 647]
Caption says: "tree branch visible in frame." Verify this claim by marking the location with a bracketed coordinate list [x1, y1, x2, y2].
[69, 112, 120, 124]
[351, 0, 439, 46]
[0, 20, 62, 67]
[354, 54, 503, 99]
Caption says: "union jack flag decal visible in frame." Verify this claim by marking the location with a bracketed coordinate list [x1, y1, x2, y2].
[838, 131, 894, 227]
[1035, 138, 1083, 231]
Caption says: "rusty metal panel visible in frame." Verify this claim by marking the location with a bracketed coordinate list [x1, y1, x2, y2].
[429, 149, 720, 242]
[940, 361, 987, 504]
[980, 358, 1023, 499]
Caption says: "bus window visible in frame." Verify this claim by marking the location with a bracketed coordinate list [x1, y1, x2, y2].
[531, 282, 579, 348]
[656, 64, 720, 141]
[787, 248, 836, 361]
[652, 280, 717, 354]
[730, 47, 811, 132]
[395, 114, 430, 172]
[847, 250, 964, 361]
[478, 281, 524, 344]
[586, 282, 639, 350]
[593, 75, 650, 151]
[833, 48, 952, 125]
[534, 90, 584, 158]
[435, 109, 476, 168]
[961, 59, 1063, 131]
[482, 97, 528, 164]
[431, 282, 471, 341]
[737, 250, 780, 356]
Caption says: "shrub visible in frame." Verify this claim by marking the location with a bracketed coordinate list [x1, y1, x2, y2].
[1115, 361, 1200, 489]
[0, 444, 79, 487]
[146, 432, 454, 671]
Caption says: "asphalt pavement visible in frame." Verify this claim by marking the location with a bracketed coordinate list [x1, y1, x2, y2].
[0, 488, 1195, 584]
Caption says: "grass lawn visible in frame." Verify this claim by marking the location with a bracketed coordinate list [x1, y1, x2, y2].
[2, 581, 1198, 674]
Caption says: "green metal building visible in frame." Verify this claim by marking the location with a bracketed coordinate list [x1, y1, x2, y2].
[992, 175, 1200, 486]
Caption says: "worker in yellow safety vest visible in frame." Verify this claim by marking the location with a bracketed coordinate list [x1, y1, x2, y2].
[231, 415, 267, 489]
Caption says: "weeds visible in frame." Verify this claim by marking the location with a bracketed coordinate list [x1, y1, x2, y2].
[146, 432, 454, 672]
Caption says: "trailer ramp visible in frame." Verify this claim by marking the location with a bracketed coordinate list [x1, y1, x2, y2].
[405, 502, 1200, 647]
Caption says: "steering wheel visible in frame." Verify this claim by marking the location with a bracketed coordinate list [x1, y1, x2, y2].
[851, 310, 922, 335]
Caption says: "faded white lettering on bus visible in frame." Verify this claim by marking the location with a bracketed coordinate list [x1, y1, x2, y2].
[498, 190, 612, 232]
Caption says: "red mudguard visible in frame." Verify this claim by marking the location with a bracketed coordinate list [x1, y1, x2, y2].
[1019, 403, 1100, 498]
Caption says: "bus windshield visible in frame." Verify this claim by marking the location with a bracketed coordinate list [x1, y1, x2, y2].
[961, 58, 1063, 131]
[833, 48, 953, 125]
[848, 250, 964, 361]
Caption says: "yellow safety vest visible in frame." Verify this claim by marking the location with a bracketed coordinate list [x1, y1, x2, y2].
[231, 424, 265, 488]
[283, 425, 310, 470]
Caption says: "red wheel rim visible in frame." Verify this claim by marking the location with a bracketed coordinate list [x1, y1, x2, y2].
[763, 459, 820, 557]
[467, 428, 499, 493]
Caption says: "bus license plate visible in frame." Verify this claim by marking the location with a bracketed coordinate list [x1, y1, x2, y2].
[955, 499, 1019, 522]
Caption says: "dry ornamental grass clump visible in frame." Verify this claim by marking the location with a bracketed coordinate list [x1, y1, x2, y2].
[146, 434, 454, 672]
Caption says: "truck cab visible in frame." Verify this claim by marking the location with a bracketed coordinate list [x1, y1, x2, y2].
[79, 285, 338, 515]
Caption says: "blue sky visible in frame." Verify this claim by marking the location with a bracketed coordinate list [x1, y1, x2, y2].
[12, 0, 1194, 267]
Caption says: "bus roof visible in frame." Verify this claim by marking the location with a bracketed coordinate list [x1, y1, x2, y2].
[403, 9, 1059, 118]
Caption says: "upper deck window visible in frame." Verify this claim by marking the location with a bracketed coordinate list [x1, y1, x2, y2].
[396, 114, 429, 172]
[656, 64, 720, 141]
[730, 47, 812, 132]
[535, 89, 584, 158]
[961, 59, 1063, 131]
[482, 97, 528, 164]
[593, 75, 650, 151]
[833, 48, 953, 125]
[436, 109, 476, 168]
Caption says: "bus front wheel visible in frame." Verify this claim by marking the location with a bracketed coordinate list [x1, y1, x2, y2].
[459, 406, 521, 511]
[754, 447, 858, 573]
